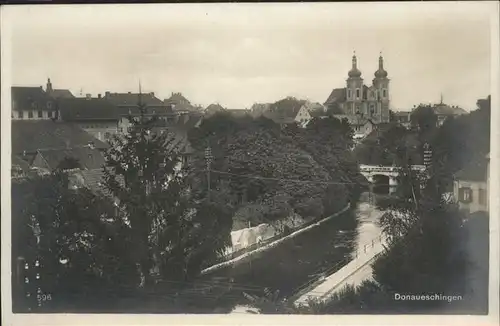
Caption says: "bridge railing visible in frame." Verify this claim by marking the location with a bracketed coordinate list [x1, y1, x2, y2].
[359, 165, 426, 173]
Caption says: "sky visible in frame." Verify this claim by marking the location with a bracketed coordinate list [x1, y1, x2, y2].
[4, 2, 495, 111]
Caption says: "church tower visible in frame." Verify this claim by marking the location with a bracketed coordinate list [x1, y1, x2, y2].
[345, 52, 364, 116]
[372, 53, 390, 123]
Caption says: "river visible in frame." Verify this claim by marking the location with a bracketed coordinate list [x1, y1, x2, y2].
[198, 193, 384, 312]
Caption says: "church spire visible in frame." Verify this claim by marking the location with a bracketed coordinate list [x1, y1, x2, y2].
[374, 52, 388, 78]
[348, 50, 362, 78]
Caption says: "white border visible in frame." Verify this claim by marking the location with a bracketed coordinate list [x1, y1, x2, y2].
[2, 2, 499, 326]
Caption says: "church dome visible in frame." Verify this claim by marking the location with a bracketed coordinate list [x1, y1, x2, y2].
[374, 68, 387, 78]
[374, 54, 388, 78]
[348, 67, 362, 78]
[348, 53, 362, 78]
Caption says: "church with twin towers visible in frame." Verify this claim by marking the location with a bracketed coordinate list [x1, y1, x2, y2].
[324, 52, 390, 124]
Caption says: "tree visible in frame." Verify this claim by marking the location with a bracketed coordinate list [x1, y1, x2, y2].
[410, 104, 438, 140]
[12, 173, 136, 312]
[103, 100, 233, 287]
[188, 113, 358, 230]
[372, 151, 468, 308]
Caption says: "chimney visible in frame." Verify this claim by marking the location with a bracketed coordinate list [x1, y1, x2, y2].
[128, 92, 131, 94]
[150, 92, 154, 97]
[105, 91, 110, 97]
[98, 94, 102, 99]
[86, 93, 91, 99]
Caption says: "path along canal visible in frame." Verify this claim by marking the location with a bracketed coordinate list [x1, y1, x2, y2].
[200, 193, 384, 310]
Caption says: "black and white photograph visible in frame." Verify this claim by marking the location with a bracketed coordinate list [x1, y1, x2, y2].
[1, 2, 499, 325]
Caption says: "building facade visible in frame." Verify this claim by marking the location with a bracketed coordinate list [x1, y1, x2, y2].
[453, 154, 490, 214]
[324, 53, 391, 124]
[104, 91, 175, 133]
[11, 86, 58, 121]
[58, 95, 120, 142]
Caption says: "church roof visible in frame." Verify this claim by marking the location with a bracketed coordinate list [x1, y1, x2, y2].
[324, 88, 346, 105]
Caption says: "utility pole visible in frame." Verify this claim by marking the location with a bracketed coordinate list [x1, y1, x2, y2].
[205, 144, 213, 201]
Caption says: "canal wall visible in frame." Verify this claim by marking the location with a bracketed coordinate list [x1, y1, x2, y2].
[200, 204, 351, 276]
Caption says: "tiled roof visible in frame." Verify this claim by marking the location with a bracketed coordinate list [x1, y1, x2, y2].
[36, 147, 106, 171]
[51, 89, 75, 99]
[324, 87, 346, 105]
[69, 168, 125, 197]
[305, 102, 327, 118]
[455, 159, 488, 182]
[104, 92, 170, 116]
[12, 120, 108, 154]
[162, 129, 194, 154]
[11, 86, 53, 111]
[105, 92, 164, 106]
[264, 97, 307, 122]
[164, 92, 198, 112]
[58, 98, 120, 121]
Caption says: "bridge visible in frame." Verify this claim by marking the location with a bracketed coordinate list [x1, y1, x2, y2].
[359, 164, 426, 194]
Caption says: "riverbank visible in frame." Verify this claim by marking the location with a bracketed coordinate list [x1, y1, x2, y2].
[201, 204, 351, 276]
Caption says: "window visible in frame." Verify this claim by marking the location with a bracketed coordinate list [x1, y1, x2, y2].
[28, 111, 34, 119]
[47, 102, 52, 109]
[458, 187, 473, 203]
[47, 111, 53, 118]
[37, 110, 43, 118]
[356, 89, 360, 98]
[347, 89, 352, 99]
[479, 188, 487, 205]
[18, 111, 24, 119]
[383, 89, 387, 98]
